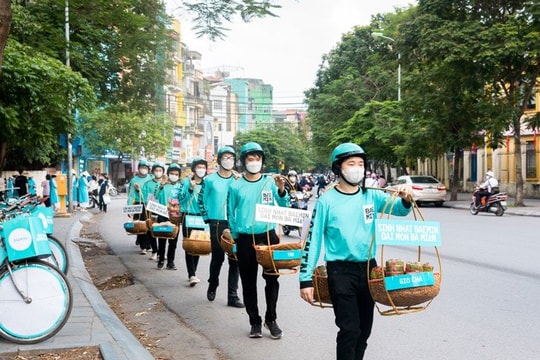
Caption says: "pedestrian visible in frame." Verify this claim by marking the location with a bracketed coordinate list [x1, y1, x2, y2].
[226, 142, 289, 339]
[198, 146, 243, 308]
[98, 173, 110, 213]
[174, 157, 207, 286]
[88, 175, 99, 208]
[71, 170, 79, 209]
[299, 143, 412, 360]
[156, 163, 182, 270]
[365, 171, 379, 188]
[78, 171, 90, 211]
[142, 163, 167, 260]
[14, 170, 28, 197]
[27, 173, 37, 196]
[42, 174, 51, 207]
[127, 159, 153, 253]
[49, 174, 59, 212]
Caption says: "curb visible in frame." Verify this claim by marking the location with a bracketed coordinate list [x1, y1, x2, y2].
[67, 213, 154, 360]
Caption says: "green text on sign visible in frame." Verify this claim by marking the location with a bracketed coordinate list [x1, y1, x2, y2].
[375, 219, 441, 246]
[384, 272, 435, 291]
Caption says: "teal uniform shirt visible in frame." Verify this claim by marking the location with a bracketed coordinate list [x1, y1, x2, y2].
[174, 176, 203, 214]
[141, 178, 162, 203]
[157, 181, 181, 206]
[198, 171, 236, 222]
[127, 174, 152, 204]
[227, 175, 290, 239]
[299, 187, 411, 286]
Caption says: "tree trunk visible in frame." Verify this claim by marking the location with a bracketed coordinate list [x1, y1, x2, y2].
[450, 147, 461, 201]
[513, 118, 525, 206]
[0, 0, 12, 71]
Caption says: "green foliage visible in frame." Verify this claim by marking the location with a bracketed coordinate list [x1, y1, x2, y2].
[0, 39, 96, 171]
[182, 0, 281, 40]
[233, 125, 313, 173]
[80, 104, 174, 160]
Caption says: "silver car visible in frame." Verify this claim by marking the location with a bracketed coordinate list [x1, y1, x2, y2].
[389, 175, 446, 207]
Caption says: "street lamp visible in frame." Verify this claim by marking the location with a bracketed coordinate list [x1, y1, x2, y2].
[372, 32, 401, 101]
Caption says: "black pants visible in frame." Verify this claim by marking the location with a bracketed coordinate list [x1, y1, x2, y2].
[135, 207, 156, 252]
[207, 221, 240, 297]
[476, 190, 491, 206]
[183, 217, 200, 277]
[98, 194, 107, 212]
[236, 230, 280, 326]
[328, 259, 377, 360]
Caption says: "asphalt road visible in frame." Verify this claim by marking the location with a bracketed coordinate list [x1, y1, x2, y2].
[100, 196, 540, 360]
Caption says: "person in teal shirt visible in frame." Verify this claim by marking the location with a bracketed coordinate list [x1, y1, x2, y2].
[198, 146, 243, 308]
[226, 142, 289, 340]
[77, 171, 90, 210]
[155, 163, 182, 270]
[141, 162, 166, 259]
[127, 159, 153, 252]
[27, 174, 37, 196]
[49, 174, 59, 211]
[173, 157, 207, 286]
[299, 143, 412, 360]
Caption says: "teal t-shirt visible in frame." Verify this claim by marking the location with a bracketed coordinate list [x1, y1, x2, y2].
[199, 171, 236, 221]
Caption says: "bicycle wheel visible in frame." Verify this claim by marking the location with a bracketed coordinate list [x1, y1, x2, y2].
[44, 235, 69, 274]
[0, 260, 73, 344]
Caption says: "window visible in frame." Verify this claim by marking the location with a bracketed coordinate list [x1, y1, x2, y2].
[213, 100, 222, 111]
[526, 141, 536, 178]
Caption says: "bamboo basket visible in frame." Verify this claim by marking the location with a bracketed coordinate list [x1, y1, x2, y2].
[367, 190, 442, 316]
[220, 229, 237, 260]
[182, 230, 212, 256]
[123, 220, 148, 235]
[254, 241, 303, 275]
[312, 265, 332, 308]
[150, 222, 179, 239]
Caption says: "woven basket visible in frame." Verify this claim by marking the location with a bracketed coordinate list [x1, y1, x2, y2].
[151, 223, 179, 239]
[369, 272, 441, 307]
[183, 230, 211, 255]
[146, 215, 158, 230]
[254, 242, 302, 271]
[124, 220, 148, 235]
[220, 229, 237, 260]
[312, 265, 332, 307]
[169, 213, 184, 226]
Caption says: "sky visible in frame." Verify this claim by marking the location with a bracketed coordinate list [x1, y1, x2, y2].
[166, 0, 416, 110]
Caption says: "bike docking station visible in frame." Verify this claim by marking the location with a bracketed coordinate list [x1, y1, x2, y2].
[368, 203, 443, 316]
[54, 173, 72, 218]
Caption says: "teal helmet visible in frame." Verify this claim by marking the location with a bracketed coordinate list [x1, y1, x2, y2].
[191, 157, 207, 172]
[217, 146, 236, 165]
[151, 162, 165, 172]
[331, 143, 367, 175]
[239, 142, 264, 166]
[138, 159, 150, 168]
[167, 163, 181, 175]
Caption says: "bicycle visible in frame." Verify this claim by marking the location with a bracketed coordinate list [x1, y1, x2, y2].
[0, 197, 73, 344]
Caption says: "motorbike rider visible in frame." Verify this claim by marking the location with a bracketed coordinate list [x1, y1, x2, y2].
[284, 170, 304, 193]
[475, 170, 499, 207]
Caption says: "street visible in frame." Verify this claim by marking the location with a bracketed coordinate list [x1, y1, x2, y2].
[100, 197, 540, 360]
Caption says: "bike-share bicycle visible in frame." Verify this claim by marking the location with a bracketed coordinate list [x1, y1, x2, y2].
[0, 196, 73, 344]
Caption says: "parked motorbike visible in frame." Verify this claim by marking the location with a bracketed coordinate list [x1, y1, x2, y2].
[469, 189, 508, 216]
[88, 190, 99, 208]
[283, 191, 312, 236]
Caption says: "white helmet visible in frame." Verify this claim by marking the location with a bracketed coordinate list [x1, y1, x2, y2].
[486, 171, 494, 178]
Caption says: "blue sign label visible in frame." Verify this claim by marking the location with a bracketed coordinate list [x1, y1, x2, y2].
[272, 249, 302, 261]
[185, 215, 209, 231]
[375, 219, 441, 246]
[384, 272, 435, 291]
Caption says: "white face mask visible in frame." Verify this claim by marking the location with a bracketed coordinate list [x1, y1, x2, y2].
[195, 168, 206, 178]
[168, 174, 179, 183]
[341, 166, 365, 185]
[139, 168, 148, 176]
[154, 171, 163, 179]
[221, 158, 235, 171]
[288, 176, 297, 183]
[245, 161, 262, 174]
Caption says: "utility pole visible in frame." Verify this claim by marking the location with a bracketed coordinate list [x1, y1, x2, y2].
[65, 0, 73, 214]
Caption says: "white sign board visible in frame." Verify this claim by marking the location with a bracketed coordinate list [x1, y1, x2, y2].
[122, 204, 143, 214]
[146, 200, 169, 218]
[255, 204, 311, 227]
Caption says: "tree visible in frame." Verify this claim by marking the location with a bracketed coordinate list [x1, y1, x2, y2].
[0, 40, 95, 174]
[234, 125, 313, 173]
[0, 0, 10, 69]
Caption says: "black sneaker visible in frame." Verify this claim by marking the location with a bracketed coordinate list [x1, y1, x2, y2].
[249, 324, 262, 338]
[207, 287, 216, 301]
[157, 261, 164, 269]
[264, 321, 283, 339]
[166, 262, 177, 270]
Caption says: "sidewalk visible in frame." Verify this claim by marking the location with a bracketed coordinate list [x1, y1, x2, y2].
[0, 210, 153, 360]
[1, 192, 539, 359]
